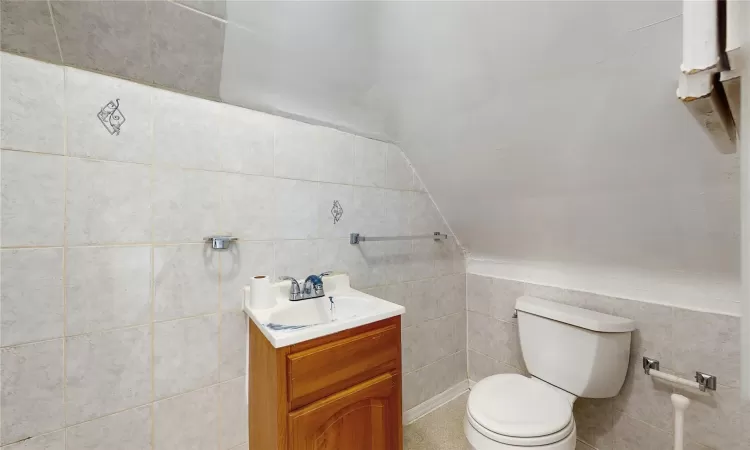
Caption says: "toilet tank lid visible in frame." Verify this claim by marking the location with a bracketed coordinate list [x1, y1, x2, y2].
[515, 296, 636, 333]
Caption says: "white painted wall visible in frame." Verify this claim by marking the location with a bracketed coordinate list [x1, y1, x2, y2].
[219, 1, 739, 313]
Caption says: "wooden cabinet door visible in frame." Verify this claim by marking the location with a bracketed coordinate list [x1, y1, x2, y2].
[288, 372, 401, 450]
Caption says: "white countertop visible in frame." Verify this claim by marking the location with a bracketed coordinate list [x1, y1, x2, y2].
[243, 274, 405, 348]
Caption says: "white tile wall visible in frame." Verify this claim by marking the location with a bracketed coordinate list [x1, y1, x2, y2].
[66, 246, 151, 335]
[65, 68, 154, 164]
[152, 167, 222, 243]
[154, 243, 219, 322]
[466, 274, 747, 450]
[0, 53, 465, 448]
[273, 119, 320, 181]
[385, 143, 414, 191]
[65, 406, 151, 450]
[353, 136, 387, 187]
[0, 340, 65, 445]
[153, 385, 219, 450]
[0, 53, 64, 155]
[1, 150, 65, 247]
[219, 377, 248, 450]
[221, 173, 276, 241]
[65, 158, 151, 245]
[2, 431, 64, 450]
[218, 105, 275, 177]
[153, 89, 223, 170]
[1, 248, 64, 346]
[65, 326, 151, 424]
[154, 315, 219, 400]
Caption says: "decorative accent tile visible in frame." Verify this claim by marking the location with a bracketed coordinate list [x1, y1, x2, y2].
[149, 0, 225, 98]
[65, 327, 151, 425]
[65, 67, 154, 164]
[66, 246, 152, 336]
[0, 340, 65, 445]
[1, 248, 64, 347]
[1, 0, 61, 63]
[331, 200, 344, 224]
[1, 151, 65, 247]
[51, 0, 151, 82]
[317, 183, 353, 239]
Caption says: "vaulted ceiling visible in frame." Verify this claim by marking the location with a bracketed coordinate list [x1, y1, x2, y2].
[2, 0, 739, 288]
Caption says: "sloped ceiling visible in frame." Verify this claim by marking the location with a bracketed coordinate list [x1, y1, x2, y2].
[221, 1, 739, 281]
[2, 0, 738, 285]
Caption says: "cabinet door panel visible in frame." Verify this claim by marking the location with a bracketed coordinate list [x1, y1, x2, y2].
[288, 373, 400, 450]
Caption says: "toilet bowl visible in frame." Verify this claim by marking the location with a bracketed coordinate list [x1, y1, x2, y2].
[464, 374, 577, 450]
[464, 296, 635, 450]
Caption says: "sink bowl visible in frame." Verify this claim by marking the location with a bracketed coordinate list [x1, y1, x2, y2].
[266, 295, 376, 328]
[244, 273, 405, 348]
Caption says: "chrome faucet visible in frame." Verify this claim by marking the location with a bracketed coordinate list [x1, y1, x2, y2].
[279, 272, 333, 301]
[278, 276, 302, 300]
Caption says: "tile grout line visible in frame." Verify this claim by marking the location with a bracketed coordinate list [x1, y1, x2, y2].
[217, 144, 224, 450]
[465, 271, 470, 381]
[0, 148, 433, 193]
[60, 63, 69, 443]
[148, 84, 156, 450]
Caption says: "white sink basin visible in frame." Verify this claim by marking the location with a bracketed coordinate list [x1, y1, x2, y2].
[243, 274, 405, 348]
[266, 295, 376, 329]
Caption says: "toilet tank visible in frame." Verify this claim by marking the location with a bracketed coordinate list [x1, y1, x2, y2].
[516, 296, 635, 398]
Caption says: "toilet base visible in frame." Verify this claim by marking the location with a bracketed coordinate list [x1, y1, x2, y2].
[464, 415, 577, 450]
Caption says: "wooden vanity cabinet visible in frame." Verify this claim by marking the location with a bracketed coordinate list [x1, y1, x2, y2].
[248, 316, 403, 450]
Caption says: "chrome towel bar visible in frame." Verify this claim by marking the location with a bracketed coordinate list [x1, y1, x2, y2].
[350, 232, 447, 245]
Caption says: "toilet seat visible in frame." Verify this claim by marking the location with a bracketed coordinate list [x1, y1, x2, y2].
[466, 374, 575, 447]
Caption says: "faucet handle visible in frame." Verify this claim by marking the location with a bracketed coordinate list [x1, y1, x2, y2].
[278, 276, 300, 294]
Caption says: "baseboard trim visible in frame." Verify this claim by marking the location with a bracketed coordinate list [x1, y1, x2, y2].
[403, 379, 470, 425]
[468, 379, 477, 389]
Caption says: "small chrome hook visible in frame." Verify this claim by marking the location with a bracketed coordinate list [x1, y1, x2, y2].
[204, 235, 237, 251]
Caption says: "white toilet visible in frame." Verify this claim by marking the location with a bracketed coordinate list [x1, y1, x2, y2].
[464, 296, 636, 449]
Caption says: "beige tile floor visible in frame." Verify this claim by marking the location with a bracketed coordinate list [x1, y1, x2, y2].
[403, 391, 593, 450]
[404, 392, 472, 450]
